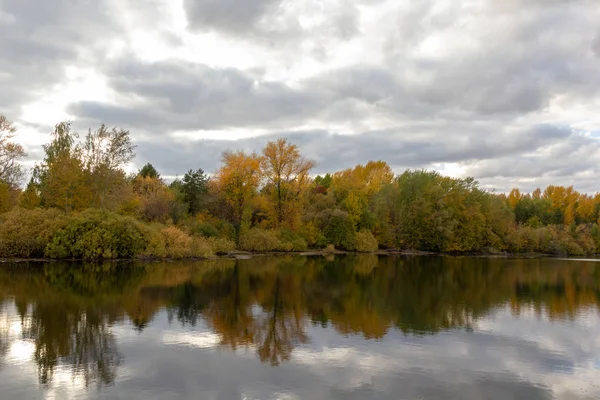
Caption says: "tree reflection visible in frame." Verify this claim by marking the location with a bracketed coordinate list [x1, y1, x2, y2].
[0, 255, 599, 376]
[0, 262, 135, 387]
[22, 304, 121, 386]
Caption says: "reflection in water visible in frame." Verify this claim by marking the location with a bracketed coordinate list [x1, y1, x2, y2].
[0, 255, 599, 397]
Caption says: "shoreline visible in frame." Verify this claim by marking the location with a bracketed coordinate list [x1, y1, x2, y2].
[0, 249, 592, 263]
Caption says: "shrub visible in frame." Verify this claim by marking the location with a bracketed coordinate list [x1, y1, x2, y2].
[0, 208, 67, 258]
[140, 223, 167, 258]
[354, 230, 379, 252]
[206, 237, 235, 254]
[238, 228, 284, 252]
[323, 244, 336, 253]
[215, 220, 237, 242]
[324, 210, 356, 251]
[278, 229, 308, 252]
[158, 226, 214, 259]
[45, 209, 148, 259]
[298, 221, 321, 247]
[195, 222, 219, 238]
[160, 226, 193, 258]
[505, 225, 595, 256]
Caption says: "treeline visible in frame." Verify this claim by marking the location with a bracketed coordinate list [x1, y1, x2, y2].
[1, 114, 600, 259]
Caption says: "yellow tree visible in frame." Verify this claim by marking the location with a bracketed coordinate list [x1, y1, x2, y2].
[262, 138, 315, 228]
[332, 161, 394, 200]
[543, 185, 580, 225]
[507, 188, 523, 210]
[0, 180, 13, 212]
[19, 180, 41, 209]
[575, 194, 596, 224]
[34, 122, 90, 213]
[215, 150, 263, 229]
[330, 161, 394, 229]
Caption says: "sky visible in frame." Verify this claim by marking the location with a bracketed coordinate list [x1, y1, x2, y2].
[1, 0, 599, 192]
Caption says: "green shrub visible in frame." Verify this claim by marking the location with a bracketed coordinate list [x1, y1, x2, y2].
[196, 222, 219, 238]
[355, 230, 378, 252]
[238, 228, 284, 252]
[45, 209, 147, 259]
[215, 220, 237, 242]
[0, 208, 67, 258]
[324, 210, 356, 251]
[278, 229, 308, 252]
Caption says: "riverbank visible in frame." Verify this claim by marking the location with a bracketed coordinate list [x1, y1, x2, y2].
[1, 248, 586, 263]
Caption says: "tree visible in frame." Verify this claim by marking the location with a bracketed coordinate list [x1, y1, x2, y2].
[262, 138, 315, 228]
[215, 150, 263, 229]
[19, 179, 41, 209]
[138, 163, 160, 179]
[82, 125, 136, 209]
[0, 179, 13, 213]
[132, 175, 175, 223]
[33, 122, 90, 213]
[0, 114, 26, 188]
[182, 169, 208, 215]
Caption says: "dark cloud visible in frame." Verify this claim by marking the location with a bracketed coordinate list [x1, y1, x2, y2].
[183, 0, 284, 34]
[593, 33, 600, 57]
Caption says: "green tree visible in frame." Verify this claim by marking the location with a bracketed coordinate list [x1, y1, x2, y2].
[182, 168, 208, 215]
[138, 163, 160, 179]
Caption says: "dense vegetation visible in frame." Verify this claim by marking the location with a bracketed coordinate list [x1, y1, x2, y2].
[1, 114, 600, 259]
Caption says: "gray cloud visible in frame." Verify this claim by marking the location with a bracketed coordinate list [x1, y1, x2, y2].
[69, 58, 327, 132]
[129, 124, 583, 189]
[2, 0, 600, 192]
[183, 0, 284, 34]
[0, 0, 122, 115]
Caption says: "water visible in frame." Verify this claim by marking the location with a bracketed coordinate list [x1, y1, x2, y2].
[0, 255, 599, 399]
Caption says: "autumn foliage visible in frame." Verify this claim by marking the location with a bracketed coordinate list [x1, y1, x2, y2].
[2, 113, 600, 259]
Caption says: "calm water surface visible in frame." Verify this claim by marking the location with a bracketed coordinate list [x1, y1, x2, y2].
[0, 255, 599, 399]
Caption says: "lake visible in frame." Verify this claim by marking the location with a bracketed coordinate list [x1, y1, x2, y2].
[0, 255, 599, 399]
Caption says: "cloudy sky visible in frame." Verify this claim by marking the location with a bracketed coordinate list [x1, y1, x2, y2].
[1, 0, 599, 192]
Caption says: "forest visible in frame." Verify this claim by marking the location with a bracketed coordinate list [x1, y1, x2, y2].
[1, 114, 600, 259]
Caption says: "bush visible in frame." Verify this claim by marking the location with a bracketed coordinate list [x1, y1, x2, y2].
[323, 244, 336, 253]
[157, 226, 214, 259]
[140, 223, 167, 258]
[278, 229, 308, 252]
[324, 210, 356, 251]
[505, 225, 595, 256]
[45, 209, 148, 259]
[355, 230, 379, 252]
[238, 228, 284, 252]
[206, 237, 236, 254]
[196, 222, 219, 238]
[0, 208, 67, 258]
